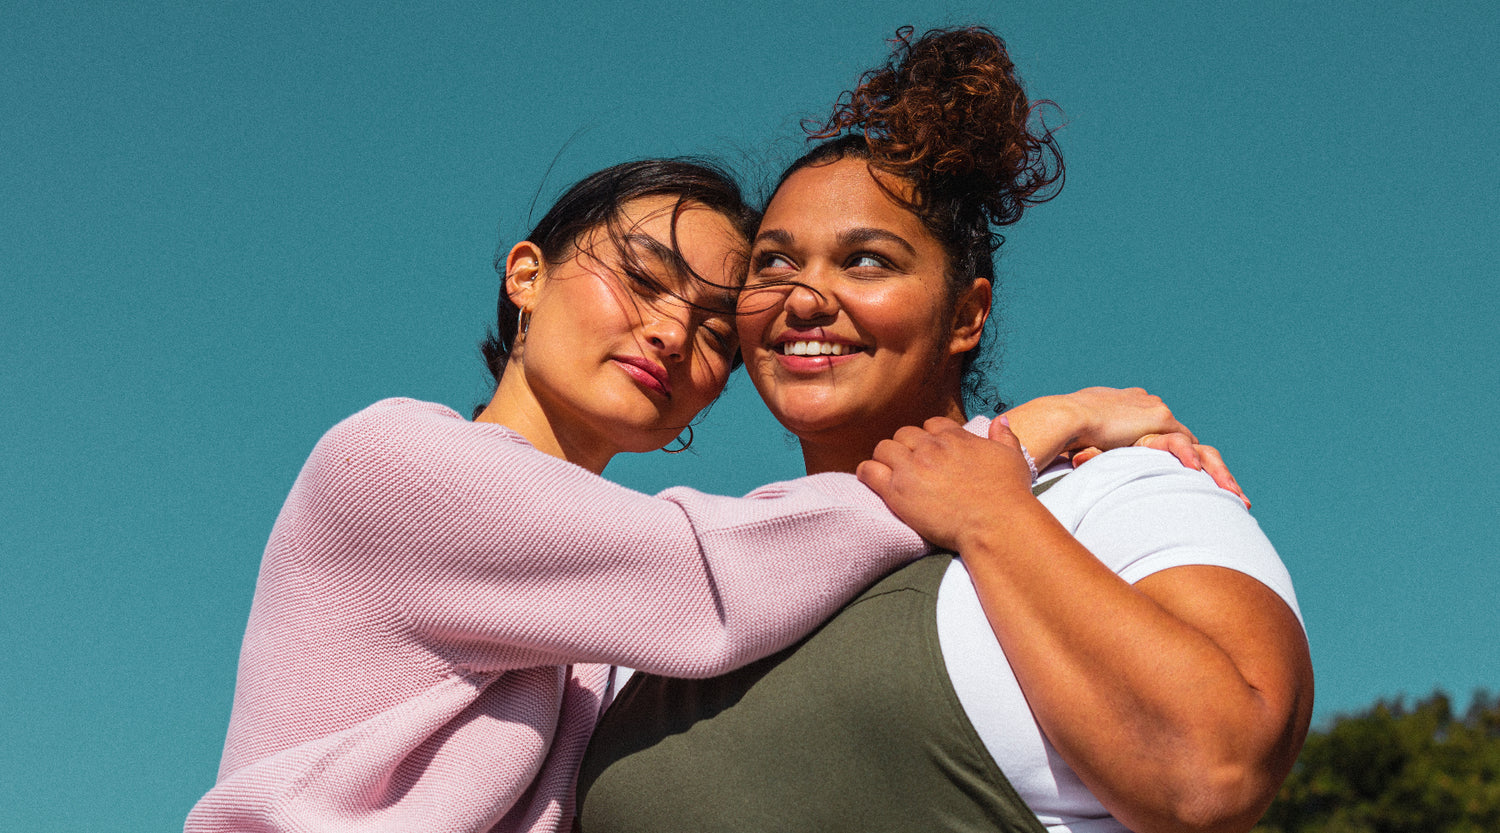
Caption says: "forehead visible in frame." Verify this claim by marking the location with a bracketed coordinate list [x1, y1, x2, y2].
[605, 195, 747, 301]
[615, 195, 742, 254]
[760, 158, 929, 244]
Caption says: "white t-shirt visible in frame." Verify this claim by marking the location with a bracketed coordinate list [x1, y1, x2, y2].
[938, 445, 1302, 833]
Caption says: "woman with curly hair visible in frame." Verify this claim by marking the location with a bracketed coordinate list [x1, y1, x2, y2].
[186, 151, 1217, 833]
[577, 27, 1312, 833]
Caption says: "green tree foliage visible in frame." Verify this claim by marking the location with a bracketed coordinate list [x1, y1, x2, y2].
[1254, 690, 1500, 833]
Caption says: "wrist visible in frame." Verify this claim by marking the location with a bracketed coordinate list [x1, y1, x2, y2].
[1016, 437, 1039, 482]
[1004, 395, 1086, 463]
[953, 490, 1053, 558]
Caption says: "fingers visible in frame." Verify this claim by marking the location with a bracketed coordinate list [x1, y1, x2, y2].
[1074, 430, 1253, 510]
[887, 424, 933, 455]
[1071, 446, 1102, 467]
[1132, 432, 1200, 470]
[1151, 402, 1195, 444]
[855, 459, 893, 495]
[1126, 387, 1195, 443]
[871, 434, 918, 467]
[923, 416, 964, 434]
[1134, 433, 1252, 510]
[1174, 422, 1199, 445]
[1195, 444, 1251, 509]
[1160, 432, 1205, 471]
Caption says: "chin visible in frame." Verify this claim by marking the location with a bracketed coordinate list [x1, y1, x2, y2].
[766, 401, 859, 442]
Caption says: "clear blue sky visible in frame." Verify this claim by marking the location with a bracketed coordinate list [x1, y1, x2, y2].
[3, 2, 1496, 830]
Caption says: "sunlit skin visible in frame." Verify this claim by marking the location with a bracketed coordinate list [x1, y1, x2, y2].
[735, 155, 1308, 832]
[859, 416, 1314, 833]
[476, 197, 744, 474]
[738, 157, 990, 475]
[739, 157, 1250, 506]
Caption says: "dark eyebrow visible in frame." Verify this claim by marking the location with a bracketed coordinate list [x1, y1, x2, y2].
[621, 233, 684, 270]
[621, 233, 737, 311]
[753, 228, 793, 248]
[837, 227, 917, 257]
[752, 226, 917, 258]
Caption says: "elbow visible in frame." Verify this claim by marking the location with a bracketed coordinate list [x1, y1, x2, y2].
[1164, 695, 1311, 831]
[1143, 680, 1311, 833]
[1145, 747, 1284, 833]
[1164, 763, 1270, 833]
[1099, 752, 1269, 833]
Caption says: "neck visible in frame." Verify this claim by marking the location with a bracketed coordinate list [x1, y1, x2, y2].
[475, 365, 615, 475]
[798, 393, 969, 476]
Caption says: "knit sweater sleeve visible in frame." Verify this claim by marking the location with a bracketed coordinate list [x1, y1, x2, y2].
[293, 399, 927, 679]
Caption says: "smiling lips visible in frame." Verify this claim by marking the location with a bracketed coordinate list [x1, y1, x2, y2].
[777, 340, 859, 357]
[614, 356, 672, 397]
[770, 335, 865, 370]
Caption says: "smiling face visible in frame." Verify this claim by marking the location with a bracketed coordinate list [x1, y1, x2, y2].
[739, 157, 989, 472]
[506, 196, 745, 464]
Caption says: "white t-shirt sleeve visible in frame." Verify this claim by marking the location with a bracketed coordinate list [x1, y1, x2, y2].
[1045, 448, 1301, 623]
[938, 446, 1303, 832]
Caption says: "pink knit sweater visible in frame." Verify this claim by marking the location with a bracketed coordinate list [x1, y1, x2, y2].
[186, 398, 927, 833]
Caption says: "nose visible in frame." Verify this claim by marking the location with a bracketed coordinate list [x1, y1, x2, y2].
[641, 303, 689, 361]
[782, 273, 836, 322]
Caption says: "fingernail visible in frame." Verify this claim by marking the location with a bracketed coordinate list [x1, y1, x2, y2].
[999, 415, 1010, 427]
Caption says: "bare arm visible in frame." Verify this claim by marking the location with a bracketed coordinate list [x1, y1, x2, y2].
[857, 418, 1312, 833]
[1004, 387, 1249, 507]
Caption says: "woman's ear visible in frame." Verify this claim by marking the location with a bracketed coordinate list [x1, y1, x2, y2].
[504, 241, 545, 310]
[949, 278, 992, 355]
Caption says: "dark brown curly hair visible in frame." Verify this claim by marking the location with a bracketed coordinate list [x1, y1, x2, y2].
[782, 25, 1065, 411]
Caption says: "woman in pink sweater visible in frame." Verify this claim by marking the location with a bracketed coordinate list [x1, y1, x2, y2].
[187, 157, 1213, 833]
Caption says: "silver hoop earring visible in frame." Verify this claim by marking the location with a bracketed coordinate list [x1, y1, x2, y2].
[662, 424, 694, 454]
[518, 310, 531, 341]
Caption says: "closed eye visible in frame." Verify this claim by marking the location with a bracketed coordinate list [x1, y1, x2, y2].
[620, 264, 669, 298]
[700, 320, 736, 354]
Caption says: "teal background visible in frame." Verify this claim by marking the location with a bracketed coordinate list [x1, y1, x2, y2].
[3, 2, 1496, 829]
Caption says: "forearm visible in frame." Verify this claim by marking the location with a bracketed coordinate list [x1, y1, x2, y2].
[1000, 395, 1085, 465]
[957, 504, 1300, 833]
[332, 401, 928, 676]
[389, 476, 925, 676]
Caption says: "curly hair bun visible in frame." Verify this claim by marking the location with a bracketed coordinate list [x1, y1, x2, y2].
[809, 25, 1064, 228]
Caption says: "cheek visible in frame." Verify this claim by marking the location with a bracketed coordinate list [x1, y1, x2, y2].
[862, 287, 946, 353]
[566, 272, 639, 327]
[683, 354, 731, 408]
[735, 287, 784, 345]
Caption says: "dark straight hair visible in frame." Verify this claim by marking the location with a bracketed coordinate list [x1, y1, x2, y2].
[474, 158, 760, 418]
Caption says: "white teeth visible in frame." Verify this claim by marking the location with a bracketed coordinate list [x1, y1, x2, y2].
[784, 340, 853, 356]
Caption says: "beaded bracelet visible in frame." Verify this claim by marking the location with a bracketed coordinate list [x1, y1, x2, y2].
[999, 414, 1040, 483]
[1017, 440, 1039, 483]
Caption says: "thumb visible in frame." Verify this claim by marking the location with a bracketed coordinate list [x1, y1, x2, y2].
[988, 414, 1021, 449]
